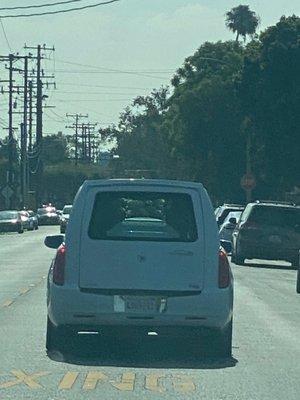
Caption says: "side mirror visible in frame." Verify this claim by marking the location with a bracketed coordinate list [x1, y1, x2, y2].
[229, 217, 237, 225]
[220, 240, 232, 254]
[44, 235, 64, 249]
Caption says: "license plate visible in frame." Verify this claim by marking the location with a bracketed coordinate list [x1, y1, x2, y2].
[269, 235, 282, 244]
[114, 296, 166, 313]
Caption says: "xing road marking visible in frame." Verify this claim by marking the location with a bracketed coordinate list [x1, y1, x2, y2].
[58, 372, 80, 390]
[145, 374, 165, 393]
[83, 372, 108, 390]
[0, 370, 49, 389]
[172, 375, 196, 393]
[0, 371, 197, 393]
[111, 372, 136, 391]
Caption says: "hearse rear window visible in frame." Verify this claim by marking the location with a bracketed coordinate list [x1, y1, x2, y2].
[88, 191, 198, 242]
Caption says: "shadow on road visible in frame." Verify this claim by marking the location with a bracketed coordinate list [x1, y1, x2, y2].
[47, 335, 238, 370]
[240, 261, 296, 271]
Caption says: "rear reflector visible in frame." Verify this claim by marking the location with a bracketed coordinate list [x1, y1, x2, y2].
[53, 244, 66, 286]
[218, 249, 231, 288]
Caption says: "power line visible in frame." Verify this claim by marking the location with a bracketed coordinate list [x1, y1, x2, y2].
[55, 58, 172, 79]
[0, 0, 84, 11]
[0, 0, 121, 18]
[57, 82, 152, 90]
[0, 18, 12, 51]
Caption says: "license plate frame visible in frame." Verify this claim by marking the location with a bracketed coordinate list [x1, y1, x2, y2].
[113, 295, 166, 313]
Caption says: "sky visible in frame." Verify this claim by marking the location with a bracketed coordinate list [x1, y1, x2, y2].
[0, 0, 299, 138]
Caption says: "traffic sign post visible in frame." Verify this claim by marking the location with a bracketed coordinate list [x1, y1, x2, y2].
[241, 173, 256, 203]
[1, 185, 14, 209]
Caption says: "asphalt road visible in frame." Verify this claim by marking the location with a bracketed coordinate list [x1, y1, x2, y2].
[0, 226, 299, 399]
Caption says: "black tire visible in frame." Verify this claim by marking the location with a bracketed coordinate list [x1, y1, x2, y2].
[296, 268, 300, 294]
[18, 228, 24, 234]
[211, 320, 233, 357]
[202, 320, 232, 358]
[290, 257, 298, 268]
[35, 225, 39, 230]
[46, 317, 73, 353]
[235, 255, 245, 265]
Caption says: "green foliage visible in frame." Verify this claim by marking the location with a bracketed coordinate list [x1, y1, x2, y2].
[226, 5, 260, 42]
[111, 14, 299, 203]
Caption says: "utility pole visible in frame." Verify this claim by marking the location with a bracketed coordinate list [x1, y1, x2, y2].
[28, 80, 33, 152]
[24, 44, 55, 206]
[20, 56, 28, 207]
[8, 54, 14, 192]
[66, 113, 88, 165]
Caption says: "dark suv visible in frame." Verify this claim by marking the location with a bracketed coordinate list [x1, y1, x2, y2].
[232, 201, 300, 266]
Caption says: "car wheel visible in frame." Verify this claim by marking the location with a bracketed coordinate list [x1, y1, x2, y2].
[60, 227, 65, 234]
[46, 317, 73, 353]
[35, 225, 39, 230]
[296, 268, 300, 294]
[290, 257, 298, 268]
[18, 228, 24, 234]
[235, 254, 245, 265]
[202, 320, 232, 358]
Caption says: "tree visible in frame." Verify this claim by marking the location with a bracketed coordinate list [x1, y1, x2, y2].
[239, 15, 300, 196]
[226, 5, 260, 42]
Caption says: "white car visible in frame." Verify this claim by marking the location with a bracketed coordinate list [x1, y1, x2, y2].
[219, 211, 242, 243]
[60, 205, 72, 233]
[45, 179, 233, 356]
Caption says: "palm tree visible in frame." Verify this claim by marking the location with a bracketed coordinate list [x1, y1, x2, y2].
[225, 5, 260, 42]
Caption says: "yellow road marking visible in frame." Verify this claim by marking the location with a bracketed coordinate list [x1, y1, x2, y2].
[111, 372, 135, 391]
[145, 374, 165, 393]
[83, 372, 108, 390]
[19, 288, 30, 295]
[59, 372, 79, 390]
[2, 300, 13, 307]
[172, 375, 196, 393]
[0, 370, 49, 389]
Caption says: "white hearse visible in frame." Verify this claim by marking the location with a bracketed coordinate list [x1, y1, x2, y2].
[45, 179, 233, 356]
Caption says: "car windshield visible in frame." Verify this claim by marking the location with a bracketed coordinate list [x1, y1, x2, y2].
[0, 211, 18, 220]
[62, 206, 72, 215]
[249, 206, 300, 227]
[89, 191, 198, 242]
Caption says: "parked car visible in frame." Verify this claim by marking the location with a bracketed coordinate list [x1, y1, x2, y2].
[0, 210, 24, 233]
[28, 210, 39, 230]
[215, 204, 244, 227]
[232, 201, 300, 266]
[45, 179, 233, 356]
[19, 210, 34, 231]
[37, 207, 60, 225]
[60, 205, 72, 233]
[219, 210, 243, 243]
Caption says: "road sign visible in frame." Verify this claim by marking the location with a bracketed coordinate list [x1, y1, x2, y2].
[1, 185, 14, 200]
[241, 173, 256, 191]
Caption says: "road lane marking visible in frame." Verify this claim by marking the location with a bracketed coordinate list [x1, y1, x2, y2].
[145, 374, 165, 393]
[0, 370, 49, 389]
[172, 375, 196, 393]
[111, 372, 135, 391]
[2, 300, 13, 307]
[58, 372, 79, 390]
[83, 372, 108, 390]
[19, 288, 30, 295]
